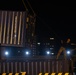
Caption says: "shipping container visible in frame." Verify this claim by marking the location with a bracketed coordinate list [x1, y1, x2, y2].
[0, 56, 71, 75]
[0, 10, 26, 47]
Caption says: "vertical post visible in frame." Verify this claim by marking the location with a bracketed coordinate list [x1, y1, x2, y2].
[0, 43, 1, 60]
[69, 59, 73, 75]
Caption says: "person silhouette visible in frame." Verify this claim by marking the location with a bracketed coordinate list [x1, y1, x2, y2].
[56, 38, 72, 60]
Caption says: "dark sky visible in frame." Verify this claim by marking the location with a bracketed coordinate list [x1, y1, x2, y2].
[0, 0, 76, 43]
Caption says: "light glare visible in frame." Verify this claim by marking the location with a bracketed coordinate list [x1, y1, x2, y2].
[46, 51, 50, 54]
[67, 51, 70, 54]
[5, 51, 9, 55]
[25, 51, 29, 55]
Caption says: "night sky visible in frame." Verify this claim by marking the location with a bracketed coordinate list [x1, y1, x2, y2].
[0, 0, 76, 43]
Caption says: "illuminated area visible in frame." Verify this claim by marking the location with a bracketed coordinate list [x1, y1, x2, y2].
[5, 51, 9, 56]
[51, 53, 54, 55]
[66, 50, 71, 55]
[46, 51, 50, 55]
[25, 51, 30, 55]
[37, 42, 40, 45]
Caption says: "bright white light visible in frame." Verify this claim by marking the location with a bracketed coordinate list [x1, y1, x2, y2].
[25, 51, 29, 55]
[67, 51, 70, 54]
[51, 53, 54, 55]
[5, 51, 9, 55]
[46, 51, 50, 55]
[50, 38, 54, 40]
[37, 42, 40, 45]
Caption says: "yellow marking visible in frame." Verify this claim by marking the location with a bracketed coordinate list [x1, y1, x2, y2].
[2, 73, 6, 75]
[15, 73, 19, 75]
[39, 73, 42, 75]
[45, 73, 49, 75]
[65, 73, 69, 75]
[21, 72, 26, 75]
[51, 73, 56, 75]
[58, 73, 62, 75]
[9, 73, 12, 75]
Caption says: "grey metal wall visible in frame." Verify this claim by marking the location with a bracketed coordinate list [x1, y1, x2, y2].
[0, 59, 69, 75]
